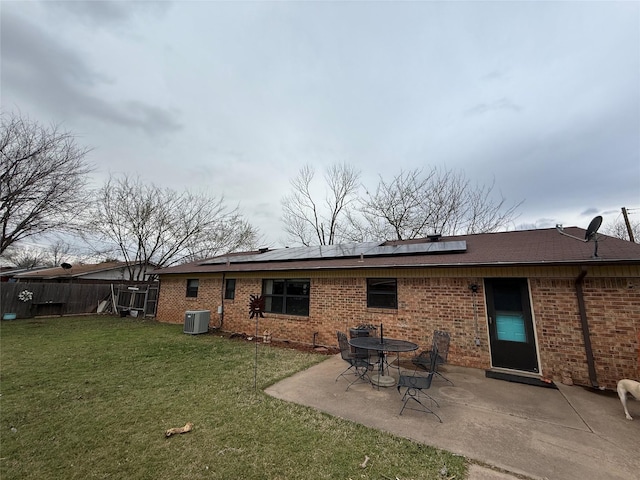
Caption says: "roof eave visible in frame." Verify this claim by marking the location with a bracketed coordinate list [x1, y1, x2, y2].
[156, 257, 640, 275]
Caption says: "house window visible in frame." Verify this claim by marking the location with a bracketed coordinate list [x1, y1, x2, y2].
[367, 278, 397, 309]
[262, 279, 310, 316]
[186, 279, 199, 298]
[225, 279, 236, 300]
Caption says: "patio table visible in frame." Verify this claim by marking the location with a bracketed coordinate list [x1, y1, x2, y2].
[348, 337, 418, 387]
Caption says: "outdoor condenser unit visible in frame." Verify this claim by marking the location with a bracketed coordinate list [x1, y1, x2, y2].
[183, 310, 210, 335]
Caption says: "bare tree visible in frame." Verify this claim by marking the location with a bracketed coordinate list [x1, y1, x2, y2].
[0, 112, 93, 254]
[1, 245, 46, 268]
[351, 167, 521, 241]
[1, 239, 92, 268]
[89, 175, 259, 280]
[352, 169, 435, 241]
[462, 178, 521, 234]
[421, 168, 468, 235]
[46, 239, 77, 266]
[281, 163, 360, 246]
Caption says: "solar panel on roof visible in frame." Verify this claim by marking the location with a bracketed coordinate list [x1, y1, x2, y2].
[392, 241, 466, 255]
[200, 240, 466, 266]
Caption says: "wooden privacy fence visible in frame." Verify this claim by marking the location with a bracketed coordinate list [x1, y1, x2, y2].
[1, 283, 158, 319]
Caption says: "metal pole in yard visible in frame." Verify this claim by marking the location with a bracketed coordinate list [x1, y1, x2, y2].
[249, 294, 265, 391]
[254, 315, 259, 390]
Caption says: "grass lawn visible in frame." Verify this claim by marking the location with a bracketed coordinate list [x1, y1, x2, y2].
[1, 316, 466, 479]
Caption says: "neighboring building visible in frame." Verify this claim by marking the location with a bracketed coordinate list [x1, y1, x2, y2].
[1, 266, 50, 282]
[152, 228, 640, 390]
[11, 261, 155, 283]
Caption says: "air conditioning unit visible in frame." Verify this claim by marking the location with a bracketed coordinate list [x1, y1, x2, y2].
[184, 310, 210, 335]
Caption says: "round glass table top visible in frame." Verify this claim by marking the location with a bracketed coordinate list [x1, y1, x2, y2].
[348, 336, 418, 352]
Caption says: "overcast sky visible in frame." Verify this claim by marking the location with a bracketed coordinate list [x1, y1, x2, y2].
[2, 0, 639, 247]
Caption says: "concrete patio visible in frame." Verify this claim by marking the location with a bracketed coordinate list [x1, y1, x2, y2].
[265, 354, 640, 480]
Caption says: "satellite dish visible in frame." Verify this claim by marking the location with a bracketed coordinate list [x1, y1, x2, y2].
[585, 215, 603, 258]
[555, 214, 603, 258]
[585, 215, 602, 241]
[60, 262, 72, 270]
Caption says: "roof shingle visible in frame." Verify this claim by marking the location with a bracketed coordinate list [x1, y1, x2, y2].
[153, 228, 640, 276]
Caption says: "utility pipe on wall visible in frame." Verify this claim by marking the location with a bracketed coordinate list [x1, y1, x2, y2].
[575, 268, 599, 388]
[218, 272, 225, 329]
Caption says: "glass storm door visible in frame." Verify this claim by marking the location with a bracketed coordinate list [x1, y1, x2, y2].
[485, 278, 539, 373]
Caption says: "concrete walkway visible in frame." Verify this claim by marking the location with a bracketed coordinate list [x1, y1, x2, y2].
[265, 354, 640, 480]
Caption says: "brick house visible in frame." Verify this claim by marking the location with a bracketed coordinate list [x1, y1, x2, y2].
[153, 227, 640, 389]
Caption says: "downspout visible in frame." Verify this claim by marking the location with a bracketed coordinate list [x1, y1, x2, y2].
[219, 272, 225, 329]
[575, 267, 598, 388]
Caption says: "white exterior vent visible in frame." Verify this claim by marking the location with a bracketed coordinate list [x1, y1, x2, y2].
[184, 310, 210, 334]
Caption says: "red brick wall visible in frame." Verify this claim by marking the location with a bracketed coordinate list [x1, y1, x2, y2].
[156, 270, 640, 389]
[529, 277, 640, 389]
[157, 276, 224, 324]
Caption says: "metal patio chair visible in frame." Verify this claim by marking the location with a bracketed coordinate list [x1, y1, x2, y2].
[336, 331, 373, 390]
[398, 344, 442, 422]
[412, 330, 453, 386]
[349, 325, 381, 362]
